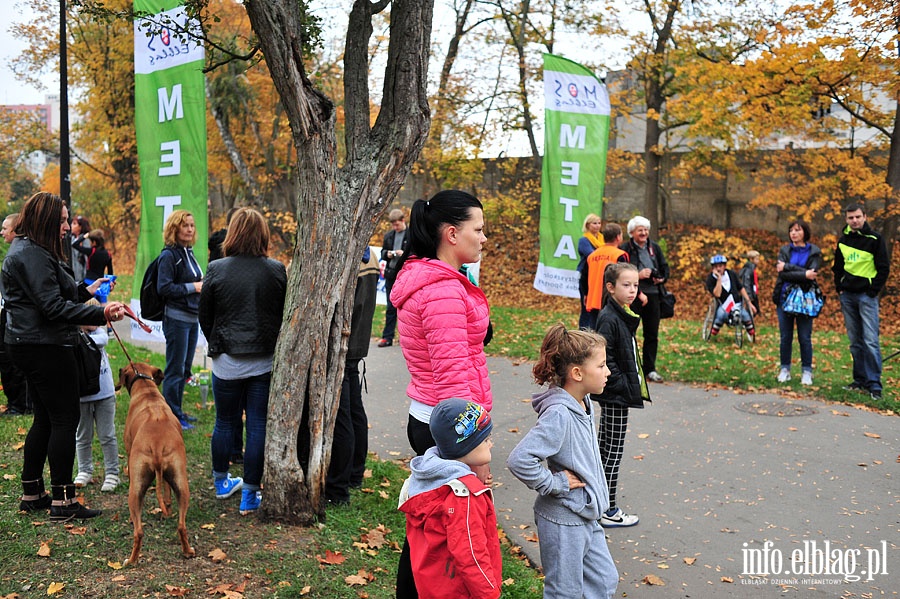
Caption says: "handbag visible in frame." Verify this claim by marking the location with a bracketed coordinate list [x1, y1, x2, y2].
[75, 329, 102, 396]
[658, 283, 676, 319]
[782, 284, 824, 318]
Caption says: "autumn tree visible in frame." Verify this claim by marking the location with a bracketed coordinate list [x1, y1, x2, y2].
[238, 0, 433, 523]
[11, 0, 139, 251]
[739, 0, 899, 241]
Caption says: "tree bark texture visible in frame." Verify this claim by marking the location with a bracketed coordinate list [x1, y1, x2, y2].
[243, 0, 432, 524]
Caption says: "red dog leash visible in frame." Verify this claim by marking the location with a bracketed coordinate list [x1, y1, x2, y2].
[106, 305, 154, 372]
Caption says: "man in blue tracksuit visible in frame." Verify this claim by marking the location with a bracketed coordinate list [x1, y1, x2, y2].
[832, 203, 890, 400]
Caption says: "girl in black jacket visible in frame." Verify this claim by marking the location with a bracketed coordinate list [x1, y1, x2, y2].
[592, 263, 650, 528]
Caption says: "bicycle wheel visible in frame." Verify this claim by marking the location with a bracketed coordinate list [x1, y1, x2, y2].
[701, 299, 716, 341]
[734, 309, 743, 348]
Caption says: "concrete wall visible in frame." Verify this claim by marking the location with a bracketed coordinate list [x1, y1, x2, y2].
[397, 151, 886, 238]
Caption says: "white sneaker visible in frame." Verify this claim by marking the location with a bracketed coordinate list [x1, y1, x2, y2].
[777, 368, 791, 383]
[101, 474, 120, 492]
[647, 371, 664, 383]
[74, 472, 93, 487]
[801, 371, 813, 386]
[601, 507, 639, 528]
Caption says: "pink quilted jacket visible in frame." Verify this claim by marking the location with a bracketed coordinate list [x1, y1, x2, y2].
[390, 258, 492, 411]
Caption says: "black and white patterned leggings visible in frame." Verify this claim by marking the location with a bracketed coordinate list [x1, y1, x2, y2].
[597, 404, 629, 510]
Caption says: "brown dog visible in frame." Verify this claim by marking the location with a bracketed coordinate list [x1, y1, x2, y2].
[118, 363, 195, 565]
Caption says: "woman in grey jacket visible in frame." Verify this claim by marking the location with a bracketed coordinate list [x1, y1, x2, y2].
[507, 324, 618, 599]
[772, 220, 822, 385]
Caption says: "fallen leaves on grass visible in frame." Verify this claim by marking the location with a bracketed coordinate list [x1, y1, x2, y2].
[3, 473, 16, 480]
[37, 541, 51, 557]
[66, 525, 86, 535]
[208, 548, 227, 563]
[46, 582, 65, 595]
[345, 570, 375, 586]
[165, 584, 189, 596]
[12, 442, 24, 450]
[107, 561, 123, 570]
[317, 549, 346, 565]
[360, 525, 390, 549]
[201, 523, 216, 530]
[299, 587, 311, 595]
[206, 582, 245, 598]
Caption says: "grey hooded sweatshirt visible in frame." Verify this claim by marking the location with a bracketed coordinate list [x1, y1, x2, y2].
[506, 386, 610, 524]
[399, 446, 478, 502]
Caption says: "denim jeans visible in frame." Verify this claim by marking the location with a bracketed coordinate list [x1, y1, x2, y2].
[162, 316, 199, 420]
[211, 372, 270, 488]
[777, 306, 813, 370]
[839, 292, 882, 392]
[713, 302, 752, 329]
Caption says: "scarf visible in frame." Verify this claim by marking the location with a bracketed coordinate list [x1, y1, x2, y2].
[583, 231, 603, 250]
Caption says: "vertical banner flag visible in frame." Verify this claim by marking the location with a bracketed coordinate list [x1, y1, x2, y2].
[132, 1, 208, 341]
[534, 54, 610, 298]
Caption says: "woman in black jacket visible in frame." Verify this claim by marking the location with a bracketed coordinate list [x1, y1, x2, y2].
[592, 262, 650, 529]
[199, 208, 287, 515]
[1, 192, 126, 520]
[772, 220, 822, 386]
[620, 216, 669, 383]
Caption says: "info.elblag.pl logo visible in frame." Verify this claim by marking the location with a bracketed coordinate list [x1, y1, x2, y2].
[741, 540, 890, 583]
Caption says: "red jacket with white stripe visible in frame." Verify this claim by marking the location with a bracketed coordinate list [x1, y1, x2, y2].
[400, 471, 502, 599]
[390, 258, 492, 411]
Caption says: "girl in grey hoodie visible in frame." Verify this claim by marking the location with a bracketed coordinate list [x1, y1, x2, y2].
[507, 325, 619, 599]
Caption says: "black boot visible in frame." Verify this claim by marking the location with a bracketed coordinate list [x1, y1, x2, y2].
[49, 484, 101, 523]
[19, 479, 51, 512]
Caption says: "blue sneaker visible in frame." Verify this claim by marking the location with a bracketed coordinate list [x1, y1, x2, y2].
[182, 413, 198, 423]
[180, 418, 195, 431]
[214, 474, 243, 499]
[239, 489, 261, 515]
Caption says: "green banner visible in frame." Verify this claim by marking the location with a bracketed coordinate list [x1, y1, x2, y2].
[534, 54, 610, 298]
[131, 1, 208, 337]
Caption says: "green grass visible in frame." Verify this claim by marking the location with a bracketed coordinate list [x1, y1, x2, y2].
[0, 339, 543, 597]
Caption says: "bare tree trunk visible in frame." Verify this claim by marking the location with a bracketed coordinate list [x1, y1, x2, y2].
[205, 79, 263, 204]
[883, 98, 900, 244]
[244, 0, 432, 524]
[639, 0, 680, 239]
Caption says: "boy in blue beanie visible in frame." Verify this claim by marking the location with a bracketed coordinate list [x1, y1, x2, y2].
[398, 398, 501, 598]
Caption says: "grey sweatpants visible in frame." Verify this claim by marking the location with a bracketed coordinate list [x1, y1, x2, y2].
[536, 513, 618, 598]
[76, 397, 119, 477]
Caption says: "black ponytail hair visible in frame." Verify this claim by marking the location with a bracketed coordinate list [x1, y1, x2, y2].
[396, 190, 483, 271]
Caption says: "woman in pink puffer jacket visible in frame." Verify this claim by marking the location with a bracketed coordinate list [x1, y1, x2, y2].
[390, 190, 492, 597]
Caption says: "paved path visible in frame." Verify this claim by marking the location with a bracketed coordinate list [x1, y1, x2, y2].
[122, 322, 898, 598]
[363, 341, 899, 598]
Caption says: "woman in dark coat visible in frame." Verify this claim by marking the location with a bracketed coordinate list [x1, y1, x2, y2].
[772, 220, 822, 386]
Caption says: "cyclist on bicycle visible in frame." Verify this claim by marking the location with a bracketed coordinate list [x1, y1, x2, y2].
[705, 254, 757, 341]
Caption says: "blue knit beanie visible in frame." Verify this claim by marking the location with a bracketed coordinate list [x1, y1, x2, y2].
[430, 399, 493, 459]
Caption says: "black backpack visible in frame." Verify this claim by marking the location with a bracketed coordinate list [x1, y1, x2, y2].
[139, 248, 172, 321]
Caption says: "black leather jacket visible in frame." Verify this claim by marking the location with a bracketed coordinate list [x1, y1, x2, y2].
[590, 299, 650, 409]
[1, 237, 106, 345]
[198, 255, 287, 357]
